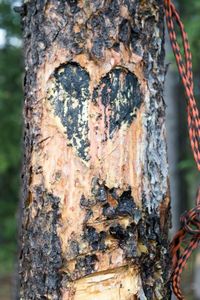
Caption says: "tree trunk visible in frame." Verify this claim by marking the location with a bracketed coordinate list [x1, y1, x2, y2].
[165, 32, 180, 234]
[19, 1, 171, 299]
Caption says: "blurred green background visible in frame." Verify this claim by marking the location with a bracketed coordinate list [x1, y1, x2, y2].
[0, 0, 199, 299]
[0, 0, 22, 299]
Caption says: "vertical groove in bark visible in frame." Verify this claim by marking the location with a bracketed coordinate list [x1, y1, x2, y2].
[19, 0, 171, 299]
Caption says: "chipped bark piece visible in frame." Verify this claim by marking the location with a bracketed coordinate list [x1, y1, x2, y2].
[19, 1, 171, 299]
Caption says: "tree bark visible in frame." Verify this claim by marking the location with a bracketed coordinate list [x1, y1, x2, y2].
[19, 0, 171, 299]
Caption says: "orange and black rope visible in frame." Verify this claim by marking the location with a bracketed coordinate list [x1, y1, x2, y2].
[164, 0, 200, 299]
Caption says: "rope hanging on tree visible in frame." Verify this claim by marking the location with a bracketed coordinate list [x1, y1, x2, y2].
[164, 0, 200, 299]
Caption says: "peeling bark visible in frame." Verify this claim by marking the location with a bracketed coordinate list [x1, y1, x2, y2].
[19, 0, 171, 299]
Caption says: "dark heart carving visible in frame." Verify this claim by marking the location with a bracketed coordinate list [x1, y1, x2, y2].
[92, 68, 142, 138]
[47, 63, 142, 161]
[47, 63, 90, 161]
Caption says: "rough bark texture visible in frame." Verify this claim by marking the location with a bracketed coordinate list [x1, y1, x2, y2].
[19, 0, 171, 299]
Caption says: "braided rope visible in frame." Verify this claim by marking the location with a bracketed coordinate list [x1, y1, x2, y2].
[164, 1, 200, 299]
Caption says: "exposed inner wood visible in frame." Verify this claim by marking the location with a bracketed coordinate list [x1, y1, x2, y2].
[34, 53, 146, 298]
[63, 266, 139, 300]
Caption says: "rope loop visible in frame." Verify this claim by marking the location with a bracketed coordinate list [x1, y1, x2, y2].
[164, 1, 200, 299]
[180, 206, 200, 235]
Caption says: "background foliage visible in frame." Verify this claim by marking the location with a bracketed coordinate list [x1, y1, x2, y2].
[0, 0, 22, 279]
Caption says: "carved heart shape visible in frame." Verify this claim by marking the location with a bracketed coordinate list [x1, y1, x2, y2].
[47, 63, 142, 161]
